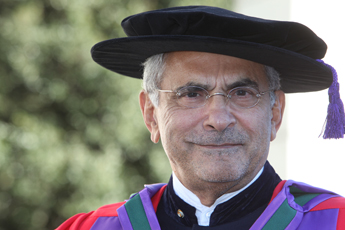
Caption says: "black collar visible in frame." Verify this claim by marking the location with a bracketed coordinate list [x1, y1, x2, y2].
[157, 161, 281, 228]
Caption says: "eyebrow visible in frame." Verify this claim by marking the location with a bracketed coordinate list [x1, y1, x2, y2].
[175, 81, 210, 91]
[174, 78, 259, 91]
[227, 79, 259, 90]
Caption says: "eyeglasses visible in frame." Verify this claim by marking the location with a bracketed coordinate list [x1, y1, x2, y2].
[158, 86, 272, 109]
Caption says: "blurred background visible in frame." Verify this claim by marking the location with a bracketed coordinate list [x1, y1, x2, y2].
[0, 0, 343, 229]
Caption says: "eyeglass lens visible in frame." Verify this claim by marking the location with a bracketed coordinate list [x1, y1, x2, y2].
[176, 86, 260, 108]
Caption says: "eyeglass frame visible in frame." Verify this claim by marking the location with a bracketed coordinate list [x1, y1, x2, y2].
[158, 85, 273, 109]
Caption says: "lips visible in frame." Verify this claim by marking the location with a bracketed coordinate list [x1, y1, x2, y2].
[196, 143, 243, 149]
[184, 128, 248, 148]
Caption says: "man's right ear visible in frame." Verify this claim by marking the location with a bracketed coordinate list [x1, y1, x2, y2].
[139, 90, 160, 143]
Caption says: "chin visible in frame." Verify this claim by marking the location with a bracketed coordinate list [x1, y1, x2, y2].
[197, 166, 248, 184]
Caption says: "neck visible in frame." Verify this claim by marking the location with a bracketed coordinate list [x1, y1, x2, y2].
[173, 167, 264, 207]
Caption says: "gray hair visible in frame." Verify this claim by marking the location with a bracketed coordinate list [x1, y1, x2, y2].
[265, 65, 281, 106]
[142, 54, 166, 107]
[142, 53, 281, 107]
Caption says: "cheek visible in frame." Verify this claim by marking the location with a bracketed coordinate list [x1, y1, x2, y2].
[159, 107, 194, 134]
[238, 107, 272, 141]
[158, 107, 203, 146]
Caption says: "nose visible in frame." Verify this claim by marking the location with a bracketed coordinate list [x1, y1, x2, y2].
[203, 95, 236, 132]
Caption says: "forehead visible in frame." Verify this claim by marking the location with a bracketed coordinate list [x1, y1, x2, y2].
[161, 51, 268, 89]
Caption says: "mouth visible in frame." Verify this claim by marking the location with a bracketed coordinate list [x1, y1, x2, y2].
[196, 143, 243, 149]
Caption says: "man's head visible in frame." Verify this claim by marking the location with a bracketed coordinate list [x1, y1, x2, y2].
[139, 51, 285, 193]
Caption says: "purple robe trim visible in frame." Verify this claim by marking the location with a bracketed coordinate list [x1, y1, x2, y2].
[117, 204, 134, 230]
[139, 188, 161, 230]
[250, 180, 340, 229]
[90, 216, 122, 230]
[286, 180, 335, 194]
[297, 209, 339, 229]
[249, 186, 287, 229]
[303, 193, 339, 211]
[145, 183, 166, 197]
[115, 184, 165, 230]
[286, 211, 303, 230]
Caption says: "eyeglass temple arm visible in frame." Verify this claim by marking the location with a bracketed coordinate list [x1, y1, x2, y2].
[158, 89, 175, 93]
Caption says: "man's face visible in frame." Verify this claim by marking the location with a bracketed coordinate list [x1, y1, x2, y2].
[140, 51, 284, 192]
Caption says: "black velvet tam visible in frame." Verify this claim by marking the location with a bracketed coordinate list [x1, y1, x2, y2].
[91, 5, 332, 93]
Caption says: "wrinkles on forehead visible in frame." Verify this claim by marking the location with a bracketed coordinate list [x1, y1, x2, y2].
[161, 51, 268, 92]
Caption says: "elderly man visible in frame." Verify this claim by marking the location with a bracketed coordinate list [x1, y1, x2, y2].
[57, 6, 345, 230]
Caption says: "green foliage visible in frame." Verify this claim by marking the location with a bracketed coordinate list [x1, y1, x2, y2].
[0, 0, 232, 229]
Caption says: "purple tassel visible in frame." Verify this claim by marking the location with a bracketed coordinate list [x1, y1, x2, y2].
[317, 59, 345, 139]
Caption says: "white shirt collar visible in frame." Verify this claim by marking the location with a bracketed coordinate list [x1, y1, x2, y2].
[172, 167, 264, 226]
